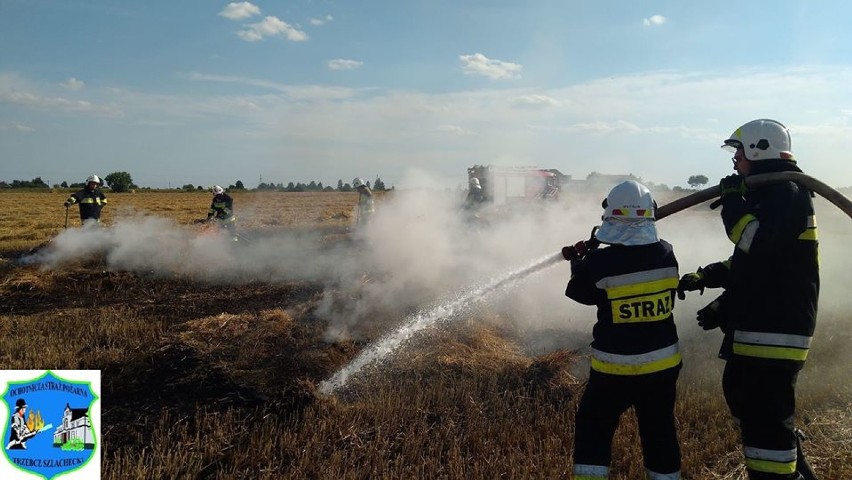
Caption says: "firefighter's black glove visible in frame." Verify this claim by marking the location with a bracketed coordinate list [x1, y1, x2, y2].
[711, 174, 747, 210]
[63, 202, 71, 208]
[562, 240, 594, 261]
[561, 243, 582, 261]
[720, 174, 746, 197]
[677, 268, 705, 300]
[696, 300, 722, 331]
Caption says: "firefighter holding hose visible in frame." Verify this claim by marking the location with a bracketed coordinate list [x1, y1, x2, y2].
[678, 119, 820, 480]
[562, 180, 683, 479]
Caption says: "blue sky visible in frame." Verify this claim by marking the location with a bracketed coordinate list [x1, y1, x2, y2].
[3, 0, 852, 189]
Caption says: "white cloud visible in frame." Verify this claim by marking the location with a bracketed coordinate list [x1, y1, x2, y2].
[328, 59, 363, 71]
[0, 91, 122, 117]
[643, 15, 667, 27]
[459, 53, 522, 80]
[219, 2, 261, 20]
[237, 16, 308, 42]
[183, 72, 359, 100]
[509, 94, 560, 109]
[434, 125, 472, 135]
[11, 66, 852, 190]
[560, 120, 643, 134]
[0, 123, 35, 132]
[60, 77, 85, 91]
[310, 14, 334, 26]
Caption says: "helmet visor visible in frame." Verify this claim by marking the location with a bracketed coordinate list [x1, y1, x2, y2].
[721, 139, 742, 153]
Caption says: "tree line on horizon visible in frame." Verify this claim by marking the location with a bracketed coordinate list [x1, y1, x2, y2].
[0, 174, 392, 193]
[253, 177, 389, 192]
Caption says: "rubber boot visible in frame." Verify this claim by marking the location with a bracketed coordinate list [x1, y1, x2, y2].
[795, 428, 818, 480]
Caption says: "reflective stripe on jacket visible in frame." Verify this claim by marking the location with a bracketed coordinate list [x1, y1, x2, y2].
[591, 343, 681, 375]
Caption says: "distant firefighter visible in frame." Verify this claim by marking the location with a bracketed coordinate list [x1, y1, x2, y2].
[353, 177, 374, 225]
[206, 185, 239, 241]
[64, 175, 107, 224]
[466, 177, 485, 207]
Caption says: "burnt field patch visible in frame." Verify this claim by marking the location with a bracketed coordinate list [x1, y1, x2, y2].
[1, 191, 851, 478]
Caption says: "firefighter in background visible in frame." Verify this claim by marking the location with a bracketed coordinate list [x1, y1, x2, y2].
[206, 185, 238, 241]
[64, 175, 107, 225]
[462, 177, 488, 227]
[678, 119, 819, 480]
[466, 177, 485, 204]
[466, 177, 485, 206]
[563, 180, 682, 480]
[353, 177, 374, 226]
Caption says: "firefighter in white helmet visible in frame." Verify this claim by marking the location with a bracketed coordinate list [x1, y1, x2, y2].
[677, 119, 819, 480]
[352, 177, 374, 226]
[466, 177, 484, 207]
[64, 175, 107, 225]
[562, 180, 683, 480]
[205, 185, 238, 241]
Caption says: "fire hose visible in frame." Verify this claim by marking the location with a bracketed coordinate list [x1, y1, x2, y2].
[656, 171, 852, 221]
[535, 172, 852, 276]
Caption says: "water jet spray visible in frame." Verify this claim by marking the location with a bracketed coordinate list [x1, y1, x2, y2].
[318, 172, 852, 395]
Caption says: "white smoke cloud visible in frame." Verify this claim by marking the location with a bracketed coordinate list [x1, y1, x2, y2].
[20, 181, 852, 372]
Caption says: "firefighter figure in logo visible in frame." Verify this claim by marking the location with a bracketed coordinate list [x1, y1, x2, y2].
[7, 398, 36, 450]
[677, 119, 819, 480]
[562, 180, 682, 479]
[64, 175, 107, 225]
[206, 185, 238, 241]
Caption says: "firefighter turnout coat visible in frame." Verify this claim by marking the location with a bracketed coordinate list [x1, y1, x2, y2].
[566, 240, 681, 375]
[703, 160, 819, 363]
[208, 193, 236, 224]
[66, 187, 107, 221]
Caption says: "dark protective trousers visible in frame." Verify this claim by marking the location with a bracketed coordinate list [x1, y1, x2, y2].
[573, 366, 681, 476]
[723, 357, 804, 480]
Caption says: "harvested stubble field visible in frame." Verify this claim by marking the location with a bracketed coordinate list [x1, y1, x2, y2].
[1, 190, 851, 479]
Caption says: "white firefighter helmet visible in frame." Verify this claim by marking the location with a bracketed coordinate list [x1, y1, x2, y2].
[469, 177, 481, 189]
[86, 175, 101, 185]
[352, 177, 365, 188]
[721, 119, 794, 162]
[594, 180, 659, 246]
[212, 185, 224, 195]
